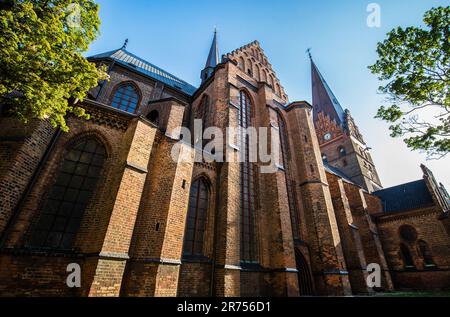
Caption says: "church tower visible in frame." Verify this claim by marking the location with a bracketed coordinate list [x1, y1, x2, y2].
[310, 55, 382, 192]
[200, 29, 219, 83]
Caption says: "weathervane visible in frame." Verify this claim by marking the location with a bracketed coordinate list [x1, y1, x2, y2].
[306, 48, 312, 60]
[121, 39, 129, 50]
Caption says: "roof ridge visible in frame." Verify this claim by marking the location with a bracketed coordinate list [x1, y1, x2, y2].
[373, 179, 425, 193]
[89, 48, 197, 96]
[116, 49, 193, 86]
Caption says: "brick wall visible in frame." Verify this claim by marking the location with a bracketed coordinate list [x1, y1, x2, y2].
[376, 208, 450, 290]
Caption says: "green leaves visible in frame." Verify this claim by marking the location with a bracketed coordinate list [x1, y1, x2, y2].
[369, 6, 450, 159]
[0, 0, 108, 131]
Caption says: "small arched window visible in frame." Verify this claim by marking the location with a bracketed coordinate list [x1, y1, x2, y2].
[111, 83, 140, 113]
[239, 57, 246, 71]
[29, 138, 106, 250]
[270, 75, 275, 89]
[183, 178, 209, 257]
[247, 60, 253, 77]
[338, 146, 346, 157]
[147, 110, 159, 125]
[399, 225, 418, 242]
[276, 84, 281, 96]
[322, 154, 328, 164]
[418, 240, 435, 267]
[255, 64, 261, 81]
[262, 70, 267, 82]
[400, 243, 415, 268]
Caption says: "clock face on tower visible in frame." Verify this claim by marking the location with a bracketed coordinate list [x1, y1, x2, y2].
[324, 133, 332, 141]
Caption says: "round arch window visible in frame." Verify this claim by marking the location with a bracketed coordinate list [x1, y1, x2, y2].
[399, 225, 418, 242]
[147, 110, 159, 125]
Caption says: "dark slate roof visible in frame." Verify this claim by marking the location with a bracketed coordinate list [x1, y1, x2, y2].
[323, 162, 354, 184]
[311, 59, 346, 127]
[89, 49, 197, 96]
[373, 180, 434, 213]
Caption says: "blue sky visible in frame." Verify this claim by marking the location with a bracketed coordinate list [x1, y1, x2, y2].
[86, 0, 450, 189]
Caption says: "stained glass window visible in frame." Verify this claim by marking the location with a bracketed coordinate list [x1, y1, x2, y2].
[183, 178, 209, 257]
[418, 240, 435, 266]
[239, 90, 257, 263]
[400, 243, 415, 268]
[111, 83, 140, 113]
[29, 138, 106, 250]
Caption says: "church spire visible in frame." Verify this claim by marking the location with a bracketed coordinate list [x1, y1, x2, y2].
[310, 54, 382, 192]
[201, 29, 219, 83]
[310, 55, 346, 127]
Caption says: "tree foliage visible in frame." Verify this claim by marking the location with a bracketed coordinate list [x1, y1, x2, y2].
[0, 0, 108, 131]
[369, 6, 449, 159]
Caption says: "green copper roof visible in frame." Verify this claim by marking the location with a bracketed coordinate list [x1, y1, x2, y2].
[89, 49, 197, 96]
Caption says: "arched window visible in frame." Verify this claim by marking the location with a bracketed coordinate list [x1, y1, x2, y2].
[322, 154, 328, 164]
[147, 110, 159, 125]
[418, 240, 435, 267]
[239, 57, 245, 71]
[239, 90, 258, 263]
[247, 60, 253, 77]
[400, 243, 415, 268]
[399, 225, 418, 242]
[338, 146, 346, 157]
[183, 178, 209, 257]
[262, 69, 267, 82]
[111, 83, 140, 113]
[255, 64, 261, 81]
[29, 138, 106, 250]
[270, 75, 275, 89]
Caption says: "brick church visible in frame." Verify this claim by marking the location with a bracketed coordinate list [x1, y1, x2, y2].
[0, 32, 449, 297]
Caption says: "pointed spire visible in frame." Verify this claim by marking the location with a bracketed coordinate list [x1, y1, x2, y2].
[310, 56, 346, 127]
[201, 29, 220, 82]
[205, 28, 219, 68]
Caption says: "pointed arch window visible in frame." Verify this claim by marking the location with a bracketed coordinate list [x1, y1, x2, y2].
[270, 75, 275, 89]
[400, 243, 415, 269]
[247, 60, 253, 77]
[418, 240, 435, 267]
[239, 90, 258, 263]
[276, 84, 281, 96]
[29, 138, 106, 250]
[183, 178, 209, 257]
[262, 70, 267, 83]
[255, 64, 261, 81]
[238, 57, 246, 72]
[111, 83, 140, 113]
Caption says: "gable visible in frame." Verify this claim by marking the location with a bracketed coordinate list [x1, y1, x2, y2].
[225, 41, 288, 102]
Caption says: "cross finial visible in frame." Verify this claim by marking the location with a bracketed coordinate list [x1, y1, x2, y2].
[306, 48, 312, 60]
[121, 39, 129, 50]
